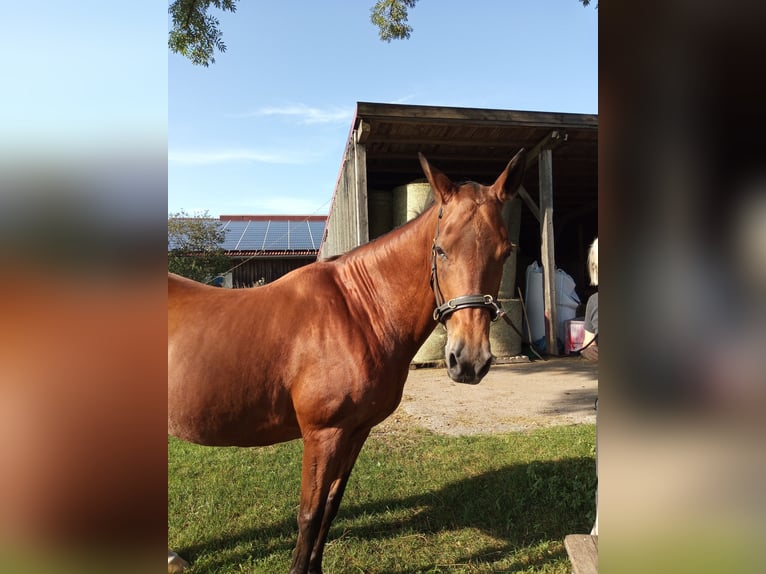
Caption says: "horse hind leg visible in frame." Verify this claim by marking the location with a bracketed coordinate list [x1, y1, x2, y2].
[289, 428, 368, 574]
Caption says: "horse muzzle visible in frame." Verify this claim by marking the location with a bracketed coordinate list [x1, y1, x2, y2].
[437, 299, 498, 384]
[444, 338, 493, 384]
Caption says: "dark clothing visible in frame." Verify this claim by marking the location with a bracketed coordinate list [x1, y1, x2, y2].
[584, 292, 598, 335]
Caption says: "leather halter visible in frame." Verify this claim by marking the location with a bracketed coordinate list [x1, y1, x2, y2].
[430, 205, 505, 324]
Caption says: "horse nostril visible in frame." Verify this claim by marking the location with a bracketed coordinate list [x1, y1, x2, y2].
[448, 352, 458, 369]
[477, 356, 492, 380]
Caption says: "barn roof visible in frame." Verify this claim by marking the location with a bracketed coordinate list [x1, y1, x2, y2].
[353, 101, 597, 218]
[322, 102, 597, 268]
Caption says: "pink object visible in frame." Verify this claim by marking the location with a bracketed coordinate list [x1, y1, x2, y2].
[565, 319, 585, 354]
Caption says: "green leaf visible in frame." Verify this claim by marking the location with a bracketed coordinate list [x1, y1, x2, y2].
[370, 0, 419, 42]
[168, 0, 238, 67]
[168, 210, 232, 283]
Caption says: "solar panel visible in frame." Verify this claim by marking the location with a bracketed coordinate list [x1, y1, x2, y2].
[171, 217, 328, 253]
[238, 221, 268, 250]
[220, 221, 247, 250]
[264, 220, 289, 250]
[289, 221, 313, 250]
[308, 220, 325, 249]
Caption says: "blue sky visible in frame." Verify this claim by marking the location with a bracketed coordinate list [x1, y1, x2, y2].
[3, 2, 167, 154]
[170, 1, 597, 217]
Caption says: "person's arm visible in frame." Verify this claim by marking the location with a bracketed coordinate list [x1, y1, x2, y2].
[580, 331, 598, 361]
[581, 293, 598, 360]
[581, 329, 598, 361]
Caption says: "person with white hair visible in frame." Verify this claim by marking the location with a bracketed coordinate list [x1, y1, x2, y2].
[582, 237, 598, 537]
[582, 237, 598, 361]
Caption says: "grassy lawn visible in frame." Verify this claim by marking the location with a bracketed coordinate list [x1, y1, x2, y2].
[169, 424, 596, 573]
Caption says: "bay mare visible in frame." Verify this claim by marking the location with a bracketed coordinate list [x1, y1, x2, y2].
[168, 151, 526, 573]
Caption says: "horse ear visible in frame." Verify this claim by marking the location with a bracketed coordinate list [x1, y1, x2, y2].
[491, 148, 527, 202]
[418, 152, 457, 203]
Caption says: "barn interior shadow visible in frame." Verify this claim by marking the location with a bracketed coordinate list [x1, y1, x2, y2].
[179, 456, 596, 573]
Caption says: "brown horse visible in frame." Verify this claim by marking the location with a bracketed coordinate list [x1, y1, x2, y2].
[168, 150, 526, 573]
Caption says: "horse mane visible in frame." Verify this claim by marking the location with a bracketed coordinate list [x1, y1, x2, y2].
[324, 201, 439, 263]
[321, 182, 492, 264]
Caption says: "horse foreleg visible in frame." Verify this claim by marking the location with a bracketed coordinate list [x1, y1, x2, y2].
[308, 429, 370, 573]
[289, 429, 346, 574]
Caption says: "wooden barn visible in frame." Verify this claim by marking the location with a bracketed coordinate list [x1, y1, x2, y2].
[219, 215, 326, 287]
[319, 102, 597, 356]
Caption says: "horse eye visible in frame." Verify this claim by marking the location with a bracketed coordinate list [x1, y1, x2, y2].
[434, 245, 447, 259]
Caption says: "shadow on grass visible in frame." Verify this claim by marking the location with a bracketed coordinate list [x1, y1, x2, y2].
[340, 456, 595, 573]
[177, 456, 595, 573]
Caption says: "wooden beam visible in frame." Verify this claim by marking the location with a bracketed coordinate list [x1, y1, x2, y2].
[365, 133, 531, 148]
[355, 120, 371, 145]
[525, 130, 566, 170]
[539, 148, 558, 355]
[353, 130, 369, 246]
[356, 101, 599, 129]
[517, 185, 540, 223]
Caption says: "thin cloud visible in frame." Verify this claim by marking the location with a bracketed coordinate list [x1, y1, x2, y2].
[230, 104, 352, 125]
[392, 94, 418, 105]
[168, 148, 305, 165]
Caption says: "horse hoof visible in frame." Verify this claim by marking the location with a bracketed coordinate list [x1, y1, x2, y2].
[168, 550, 189, 573]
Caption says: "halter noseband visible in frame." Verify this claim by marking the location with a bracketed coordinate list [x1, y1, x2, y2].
[430, 205, 505, 325]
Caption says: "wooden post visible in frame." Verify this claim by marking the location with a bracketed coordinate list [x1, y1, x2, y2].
[342, 145, 354, 252]
[354, 127, 369, 246]
[518, 129, 564, 224]
[539, 148, 559, 355]
[564, 535, 598, 574]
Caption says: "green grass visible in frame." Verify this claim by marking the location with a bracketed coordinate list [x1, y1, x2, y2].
[169, 424, 596, 573]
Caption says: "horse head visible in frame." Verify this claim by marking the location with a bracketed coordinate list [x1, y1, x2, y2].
[419, 149, 526, 384]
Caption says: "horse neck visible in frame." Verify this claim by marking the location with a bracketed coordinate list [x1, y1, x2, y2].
[337, 205, 439, 354]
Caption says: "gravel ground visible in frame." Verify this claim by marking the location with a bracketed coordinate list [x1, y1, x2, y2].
[376, 356, 598, 436]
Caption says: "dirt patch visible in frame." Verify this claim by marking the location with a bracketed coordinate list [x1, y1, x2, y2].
[375, 357, 598, 436]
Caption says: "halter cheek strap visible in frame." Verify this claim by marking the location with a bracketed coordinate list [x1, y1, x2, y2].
[430, 205, 505, 325]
